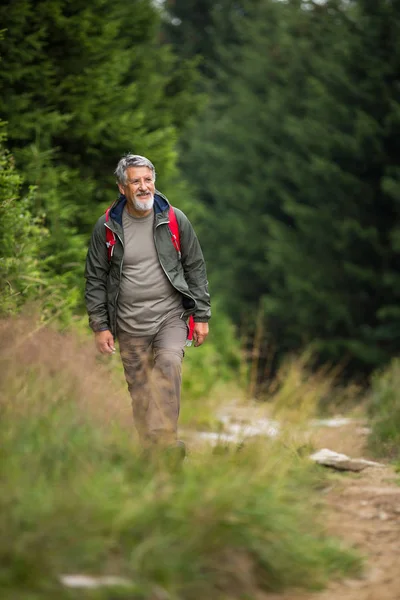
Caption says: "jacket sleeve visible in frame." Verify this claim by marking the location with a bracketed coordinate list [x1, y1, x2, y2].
[84, 218, 111, 332]
[175, 208, 211, 322]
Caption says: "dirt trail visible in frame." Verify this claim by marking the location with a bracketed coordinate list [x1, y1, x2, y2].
[267, 421, 400, 600]
[188, 405, 400, 599]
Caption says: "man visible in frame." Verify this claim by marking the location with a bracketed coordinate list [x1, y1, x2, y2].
[85, 154, 210, 457]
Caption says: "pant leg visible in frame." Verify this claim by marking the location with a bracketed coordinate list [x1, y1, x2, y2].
[118, 331, 154, 446]
[150, 313, 187, 446]
[118, 314, 187, 447]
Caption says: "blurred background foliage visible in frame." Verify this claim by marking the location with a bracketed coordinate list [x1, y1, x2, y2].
[1, 0, 400, 380]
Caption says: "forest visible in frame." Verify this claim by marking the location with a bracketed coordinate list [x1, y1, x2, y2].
[2, 0, 400, 376]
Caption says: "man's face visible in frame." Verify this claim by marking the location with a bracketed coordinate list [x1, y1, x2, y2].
[118, 166, 155, 212]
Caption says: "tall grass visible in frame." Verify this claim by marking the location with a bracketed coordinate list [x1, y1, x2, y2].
[368, 358, 400, 459]
[180, 304, 245, 428]
[0, 317, 360, 599]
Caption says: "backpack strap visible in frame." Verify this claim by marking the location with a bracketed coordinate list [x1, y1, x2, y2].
[105, 206, 116, 262]
[167, 205, 181, 259]
[168, 206, 195, 345]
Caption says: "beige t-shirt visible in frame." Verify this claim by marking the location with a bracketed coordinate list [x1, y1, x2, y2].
[117, 207, 182, 336]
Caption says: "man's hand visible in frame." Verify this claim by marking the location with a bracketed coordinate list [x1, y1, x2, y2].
[193, 322, 209, 347]
[95, 330, 115, 354]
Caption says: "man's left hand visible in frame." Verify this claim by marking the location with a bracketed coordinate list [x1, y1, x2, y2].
[193, 322, 209, 347]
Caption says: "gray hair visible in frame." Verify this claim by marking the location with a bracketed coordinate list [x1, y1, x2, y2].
[114, 154, 156, 185]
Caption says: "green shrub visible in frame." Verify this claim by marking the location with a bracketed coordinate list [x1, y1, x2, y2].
[182, 301, 243, 397]
[368, 358, 400, 458]
[0, 124, 45, 314]
[179, 300, 245, 427]
[0, 124, 83, 324]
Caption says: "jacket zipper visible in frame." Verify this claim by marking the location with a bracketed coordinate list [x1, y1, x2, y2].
[154, 220, 196, 319]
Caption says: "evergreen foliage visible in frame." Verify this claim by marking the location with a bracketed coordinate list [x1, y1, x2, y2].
[0, 124, 45, 314]
[163, 0, 217, 67]
[0, 124, 82, 320]
[264, 0, 400, 368]
[162, 0, 261, 75]
[179, 0, 400, 371]
[0, 0, 200, 297]
[2, 0, 400, 374]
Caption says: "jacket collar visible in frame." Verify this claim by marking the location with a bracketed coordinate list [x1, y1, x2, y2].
[110, 191, 170, 226]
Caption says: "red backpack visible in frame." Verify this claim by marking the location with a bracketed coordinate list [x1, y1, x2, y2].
[105, 204, 195, 345]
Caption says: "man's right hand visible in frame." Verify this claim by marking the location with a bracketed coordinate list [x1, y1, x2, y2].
[94, 330, 115, 354]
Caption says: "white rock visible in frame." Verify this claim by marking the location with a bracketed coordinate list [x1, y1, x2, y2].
[311, 417, 355, 428]
[196, 415, 280, 446]
[378, 511, 389, 521]
[218, 414, 280, 439]
[60, 574, 132, 589]
[310, 448, 385, 471]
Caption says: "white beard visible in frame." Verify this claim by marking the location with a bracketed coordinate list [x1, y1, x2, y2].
[133, 193, 154, 212]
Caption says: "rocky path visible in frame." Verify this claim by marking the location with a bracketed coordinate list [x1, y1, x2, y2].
[266, 421, 400, 600]
[196, 403, 400, 600]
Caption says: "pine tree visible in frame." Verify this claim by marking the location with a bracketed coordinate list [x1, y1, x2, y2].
[162, 0, 262, 75]
[163, 0, 216, 65]
[182, 0, 314, 319]
[0, 0, 200, 298]
[263, 0, 400, 368]
[182, 0, 400, 371]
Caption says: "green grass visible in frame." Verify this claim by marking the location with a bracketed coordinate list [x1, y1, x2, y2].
[0, 319, 361, 599]
[368, 358, 400, 459]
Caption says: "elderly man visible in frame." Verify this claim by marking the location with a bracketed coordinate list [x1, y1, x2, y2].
[85, 154, 210, 458]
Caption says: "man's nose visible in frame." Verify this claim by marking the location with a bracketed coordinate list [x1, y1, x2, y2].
[138, 179, 148, 189]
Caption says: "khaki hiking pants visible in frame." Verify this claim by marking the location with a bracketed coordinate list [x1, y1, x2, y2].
[118, 313, 187, 448]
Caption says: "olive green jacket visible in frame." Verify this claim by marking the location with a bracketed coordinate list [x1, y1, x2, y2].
[84, 192, 211, 337]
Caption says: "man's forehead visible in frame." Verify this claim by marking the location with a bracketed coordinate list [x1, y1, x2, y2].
[126, 166, 153, 177]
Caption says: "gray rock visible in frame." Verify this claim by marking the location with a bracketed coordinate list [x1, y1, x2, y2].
[310, 448, 385, 472]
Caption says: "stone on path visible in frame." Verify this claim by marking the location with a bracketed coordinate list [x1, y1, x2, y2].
[310, 448, 385, 472]
[60, 574, 133, 589]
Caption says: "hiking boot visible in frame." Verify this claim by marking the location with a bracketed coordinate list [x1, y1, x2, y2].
[164, 440, 186, 470]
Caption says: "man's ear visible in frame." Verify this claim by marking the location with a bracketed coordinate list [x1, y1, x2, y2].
[117, 183, 125, 195]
